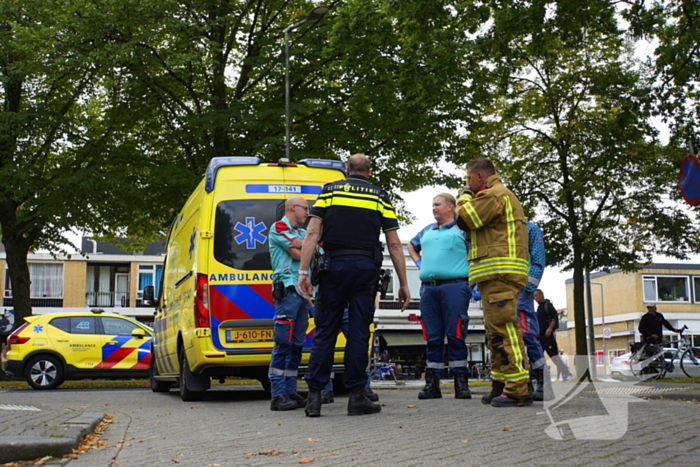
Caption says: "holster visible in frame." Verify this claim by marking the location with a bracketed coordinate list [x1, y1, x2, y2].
[272, 281, 285, 301]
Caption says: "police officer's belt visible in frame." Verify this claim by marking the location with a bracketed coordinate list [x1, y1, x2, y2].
[421, 278, 469, 286]
[327, 248, 374, 259]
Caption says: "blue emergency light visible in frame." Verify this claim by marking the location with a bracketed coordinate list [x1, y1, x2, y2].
[205, 157, 261, 192]
[299, 159, 347, 175]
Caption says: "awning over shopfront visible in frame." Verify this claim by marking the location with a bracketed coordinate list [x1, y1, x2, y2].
[466, 332, 486, 343]
[381, 332, 425, 347]
[380, 331, 485, 346]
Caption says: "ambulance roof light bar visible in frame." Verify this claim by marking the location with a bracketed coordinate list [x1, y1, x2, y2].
[205, 157, 261, 192]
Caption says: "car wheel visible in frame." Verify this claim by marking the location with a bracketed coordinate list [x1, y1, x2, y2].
[25, 355, 65, 390]
[150, 354, 173, 393]
[179, 350, 205, 401]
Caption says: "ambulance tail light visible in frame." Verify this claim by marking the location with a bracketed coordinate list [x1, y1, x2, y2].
[8, 322, 31, 347]
[194, 273, 210, 328]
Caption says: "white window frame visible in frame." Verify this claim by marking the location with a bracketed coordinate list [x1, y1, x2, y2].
[137, 264, 162, 299]
[693, 276, 700, 303]
[642, 275, 690, 303]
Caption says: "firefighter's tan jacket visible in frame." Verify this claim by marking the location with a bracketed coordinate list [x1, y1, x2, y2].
[456, 174, 529, 287]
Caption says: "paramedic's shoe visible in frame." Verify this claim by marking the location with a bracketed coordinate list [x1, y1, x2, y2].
[347, 387, 381, 415]
[270, 394, 298, 411]
[289, 393, 307, 408]
[321, 391, 334, 404]
[364, 387, 379, 402]
[305, 390, 322, 417]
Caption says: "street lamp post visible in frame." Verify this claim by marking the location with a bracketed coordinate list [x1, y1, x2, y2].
[585, 268, 597, 380]
[591, 282, 605, 376]
[285, 5, 330, 160]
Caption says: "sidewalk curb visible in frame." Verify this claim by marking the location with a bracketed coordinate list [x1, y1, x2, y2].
[0, 411, 104, 464]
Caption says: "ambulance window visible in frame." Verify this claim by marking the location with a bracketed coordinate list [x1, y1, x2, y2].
[61, 317, 99, 335]
[50, 317, 71, 333]
[214, 199, 283, 270]
[102, 317, 140, 335]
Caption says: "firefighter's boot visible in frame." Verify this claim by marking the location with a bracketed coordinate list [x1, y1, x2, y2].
[418, 369, 442, 399]
[491, 393, 534, 408]
[481, 381, 505, 405]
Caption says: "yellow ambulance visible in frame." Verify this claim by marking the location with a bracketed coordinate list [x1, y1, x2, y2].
[147, 157, 347, 401]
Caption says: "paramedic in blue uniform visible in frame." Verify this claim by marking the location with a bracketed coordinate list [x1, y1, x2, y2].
[298, 154, 410, 417]
[407, 193, 472, 400]
[517, 221, 551, 401]
[268, 196, 311, 411]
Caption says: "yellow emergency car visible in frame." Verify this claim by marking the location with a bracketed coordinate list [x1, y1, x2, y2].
[5, 310, 152, 389]
[146, 157, 348, 401]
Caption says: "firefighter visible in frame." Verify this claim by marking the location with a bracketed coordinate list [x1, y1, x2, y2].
[455, 158, 532, 407]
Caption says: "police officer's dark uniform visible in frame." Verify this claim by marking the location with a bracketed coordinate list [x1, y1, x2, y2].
[301, 168, 399, 417]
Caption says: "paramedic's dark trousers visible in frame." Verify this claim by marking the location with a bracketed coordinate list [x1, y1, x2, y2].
[306, 256, 378, 391]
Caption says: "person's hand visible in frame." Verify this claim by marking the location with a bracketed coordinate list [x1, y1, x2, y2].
[415, 259, 422, 269]
[471, 284, 481, 301]
[397, 285, 411, 312]
[298, 275, 313, 300]
[652, 333, 659, 339]
[290, 238, 303, 249]
[457, 187, 473, 208]
[545, 328, 553, 338]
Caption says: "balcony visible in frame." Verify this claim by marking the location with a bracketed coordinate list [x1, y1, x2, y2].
[3, 298, 64, 308]
[85, 292, 130, 308]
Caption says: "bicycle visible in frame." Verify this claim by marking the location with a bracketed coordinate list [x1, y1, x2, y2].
[370, 362, 398, 383]
[676, 327, 700, 378]
[629, 325, 700, 380]
[470, 363, 492, 381]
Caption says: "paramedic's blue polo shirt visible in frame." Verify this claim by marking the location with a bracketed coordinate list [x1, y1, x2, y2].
[410, 221, 469, 283]
[269, 215, 306, 290]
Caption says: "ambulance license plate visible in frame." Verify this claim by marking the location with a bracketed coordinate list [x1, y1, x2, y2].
[226, 329, 273, 343]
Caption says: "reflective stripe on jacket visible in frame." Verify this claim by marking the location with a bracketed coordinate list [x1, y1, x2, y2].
[456, 174, 529, 287]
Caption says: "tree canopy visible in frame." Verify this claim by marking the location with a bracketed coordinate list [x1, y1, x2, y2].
[1, 0, 699, 353]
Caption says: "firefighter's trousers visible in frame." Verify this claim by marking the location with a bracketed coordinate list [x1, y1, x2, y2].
[479, 278, 530, 398]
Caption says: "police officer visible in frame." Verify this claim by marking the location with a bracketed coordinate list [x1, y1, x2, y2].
[298, 154, 410, 417]
[455, 158, 532, 408]
[407, 193, 472, 400]
[268, 196, 311, 411]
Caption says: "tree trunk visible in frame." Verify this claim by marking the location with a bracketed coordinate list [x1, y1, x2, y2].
[571, 236, 590, 379]
[0, 212, 35, 325]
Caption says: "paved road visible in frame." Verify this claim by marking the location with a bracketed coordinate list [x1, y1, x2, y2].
[2, 381, 700, 466]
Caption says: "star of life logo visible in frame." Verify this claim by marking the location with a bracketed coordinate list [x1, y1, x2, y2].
[234, 217, 267, 249]
[542, 356, 645, 440]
